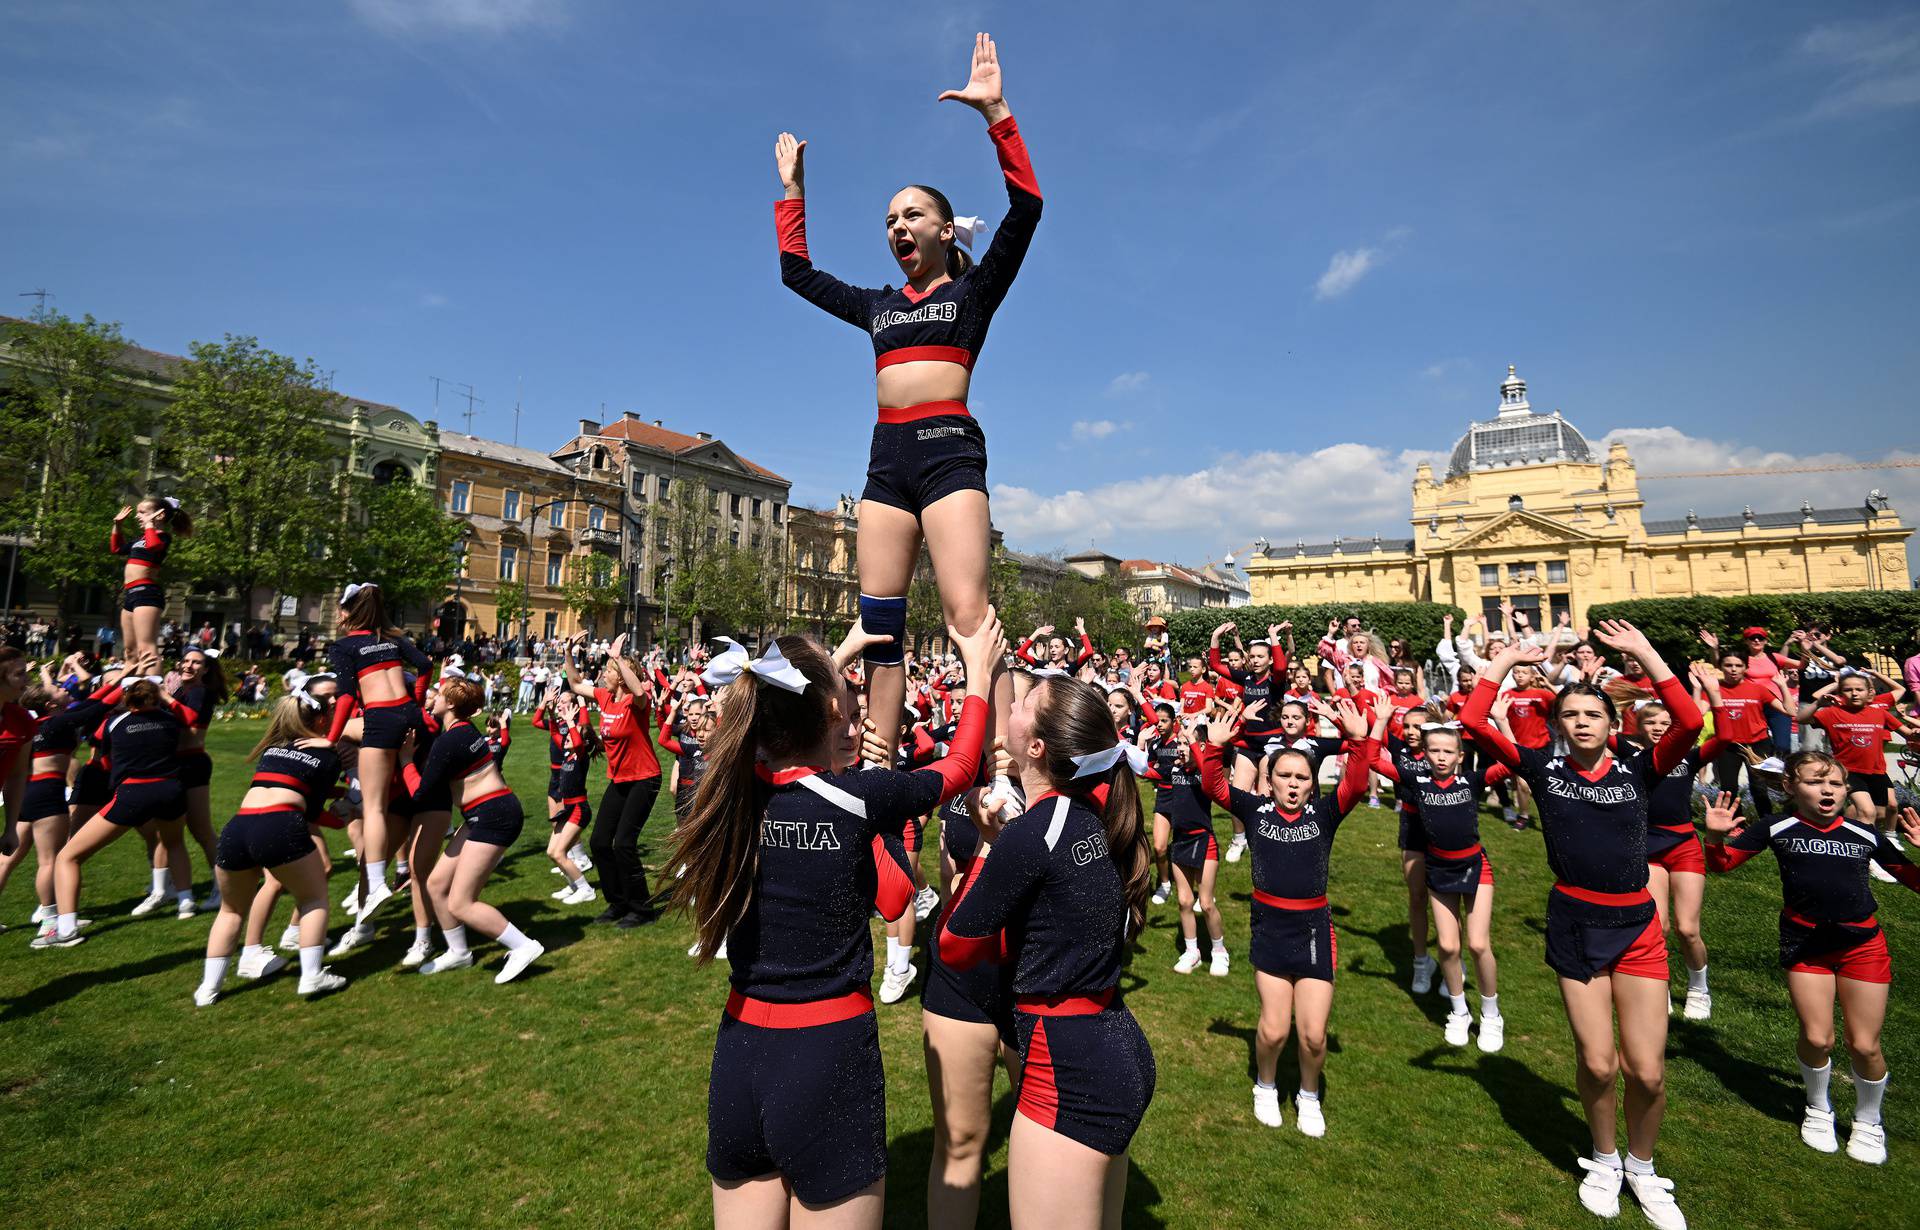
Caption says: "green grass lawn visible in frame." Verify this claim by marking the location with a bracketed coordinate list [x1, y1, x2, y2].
[2, 721, 1915, 1228]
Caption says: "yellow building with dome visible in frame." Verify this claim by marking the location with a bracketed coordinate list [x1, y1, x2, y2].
[1244, 366, 1912, 623]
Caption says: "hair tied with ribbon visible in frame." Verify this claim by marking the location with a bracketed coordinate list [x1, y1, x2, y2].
[341, 581, 377, 605]
[1071, 739, 1149, 780]
[162, 496, 181, 510]
[1837, 666, 1865, 678]
[1426, 719, 1464, 731]
[951, 215, 988, 250]
[702, 637, 810, 694]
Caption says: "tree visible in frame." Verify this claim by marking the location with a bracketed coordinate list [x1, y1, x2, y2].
[0, 313, 157, 613]
[986, 546, 1042, 640]
[161, 335, 343, 619]
[907, 575, 945, 655]
[658, 477, 787, 644]
[561, 555, 624, 636]
[493, 572, 533, 645]
[342, 478, 466, 628]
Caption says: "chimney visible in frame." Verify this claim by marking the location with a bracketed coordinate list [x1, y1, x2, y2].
[623, 410, 640, 422]
[578, 418, 600, 437]
[696, 431, 712, 441]
[653, 418, 663, 427]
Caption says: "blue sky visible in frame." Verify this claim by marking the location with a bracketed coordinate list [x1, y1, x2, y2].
[6, 1, 1918, 567]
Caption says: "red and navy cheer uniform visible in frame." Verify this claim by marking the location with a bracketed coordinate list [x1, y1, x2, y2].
[486, 722, 511, 770]
[1376, 749, 1512, 896]
[528, 706, 568, 802]
[1145, 734, 1216, 866]
[166, 681, 216, 791]
[1200, 737, 1374, 982]
[396, 709, 451, 819]
[1017, 631, 1093, 672]
[109, 523, 170, 611]
[1642, 735, 1728, 876]
[657, 713, 706, 818]
[941, 789, 1156, 1156]
[1708, 803, 1920, 983]
[216, 742, 342, 871]
[706, 696, 986, 1203]
[96, 706, 186, 827]
[923, 774, 1015, 1038]
[405, 719, 522, 847]
[324, 631, 430, 748]
[1461, 676, 1703, 981]
[775, 116, 1040, 515]
[1209, 644, 1287, 761]
[24, 699, 100, 823]
[552, 716, 595, 829]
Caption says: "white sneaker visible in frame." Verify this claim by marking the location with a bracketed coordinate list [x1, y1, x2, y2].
[1210, 949, 1230, 977]
[1846, 1121, 1887, 1165]
[1444, 1010, 1473, 1047]
[400, 939, 434, 968]
[551, 885, 572, 899]
[131, 889, 167, 917]
[495, 939, 545, 984]
[340, 885, 361, 915]
[30, 904, 53, 924]
[550, 866, 564, 875]
[1225, 834, 1247, 863]
[297, 968, 348, 997]
[1503, 807, 1519, 826]
[1869, 860, 1898, 883]
[1411, 955, 1436, 994]
[1173, 949, 1202, 974]
[357, 879, 394, 920]
[1682, 989, 1711, 1021]
[236, 950, 287, 980]
[1252, 1083, 1282, 1127]
[1478, 1014, 1505, 1053]
[574, 853, 594, 872]
[1295, 1095, 1326, 1138]
[327, 922, 373, 957]
[31, 926, 87, 949]
[278, 923, 302, 950]
[419, 950, 474, 975]
[879, 961, 918, 1004]
[1576, 1157, 1622, 1219]
[1151, 882, 1171, 906]
[1622, 1169, 1687, 1230]
[1800, 1106, 1839, 1153]
[914, 885, 940, 922]
[193, 985, 220, 1007]
[175, 897, 197, 919]
[561, 883, 598, 905]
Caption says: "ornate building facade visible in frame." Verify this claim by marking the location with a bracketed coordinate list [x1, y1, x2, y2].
[1245, 366, 1912, 623]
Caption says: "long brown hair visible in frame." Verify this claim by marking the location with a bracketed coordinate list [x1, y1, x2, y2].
[250, 693, 325, 759]
[144, 495, 193, 536]
[1030, 677, 1152, 940]
[339, 583, 391, 634]
[669, 635, 840, 960]
[182, 647, 229, 705]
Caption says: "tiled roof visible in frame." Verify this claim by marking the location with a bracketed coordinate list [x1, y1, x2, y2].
[439, 432, 570, 474]
[1644, 507, 1889, 535]
[586, 417, 786, 483]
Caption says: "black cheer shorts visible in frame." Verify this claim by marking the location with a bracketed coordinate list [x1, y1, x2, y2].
[1014, 997, 1156, 1157]
[216, 807, 316, 871]
[861, 405, 987, 517]
[462, 788, 524, 847]
[1168, 824, 1219, 869]
[121, 580, 164, 612]
[708, 996, 886, 1205]
[23, 776, 69, 823]
[100, 777, 185, 828]
[922, 901, 1015, 1045]
[1543, 886, 1668, 982]
[72, 760, 111, 809]
[179, 749, 213, 791]
[359, 700, 422, 751]
[1250, 897, 1337, 981]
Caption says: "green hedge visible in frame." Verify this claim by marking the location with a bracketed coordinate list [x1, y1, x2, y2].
[1165, 602, 1468, 664]
[1585, 591, 1920, 668]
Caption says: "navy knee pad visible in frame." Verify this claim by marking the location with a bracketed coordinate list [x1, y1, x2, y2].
[859, 594, 907, 666]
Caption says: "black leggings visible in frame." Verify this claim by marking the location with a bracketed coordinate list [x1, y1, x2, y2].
[591, 776, 662, 917]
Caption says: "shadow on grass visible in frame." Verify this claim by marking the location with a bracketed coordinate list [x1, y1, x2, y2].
[0, 943, 201, 1021]
[1408, 1045, 1591, 1173]
[1205, 1016, 1343, 1085]
[1669, 1018, 1800, 1126]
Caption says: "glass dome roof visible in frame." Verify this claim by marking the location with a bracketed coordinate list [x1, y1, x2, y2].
[1445, 365, 1593, 478]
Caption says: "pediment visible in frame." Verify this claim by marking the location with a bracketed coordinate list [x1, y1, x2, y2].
[1442, 509, 1595, 553]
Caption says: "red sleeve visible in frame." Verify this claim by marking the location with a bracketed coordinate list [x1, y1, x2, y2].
[1333, 739, 1375, 813]
[1485, 762, 1514, 790]
[870, 836, 915, 921]
[165, 694, 200, 726]
[938, 861, 1011, 969]
[1459, 679, 1521, 768]
[326, 693, 360, 743]
[496, 725, 511, 752]
[656, 725, 684, 756]
[1705, 832, 1762, 873]
[1649, 675, 1704, 776]
[1015, 637, 1039, 666]
[988, 114, 1039, 198]
[1196, 742, 1232, 807]
[1271, 647, 1290, 675]
[1073, 635, 1094, 668]
[774, 197, 808, 258]
[108, 527, 125, 554]
[93, 681, 125, 706]
[143, 527, 164, 548]
[1372, 750, 1400, 782]
[921, 695, 987, 803]
[1207, 646, 1229, 676]
[529, 709, 548, 730]
[402, 763, 423, 795]
[413, 670, 431, 704]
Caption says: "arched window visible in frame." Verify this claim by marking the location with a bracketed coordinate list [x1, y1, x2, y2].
[372, 460, 410, 485]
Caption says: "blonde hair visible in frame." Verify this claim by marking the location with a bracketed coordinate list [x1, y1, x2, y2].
[250, 694, 324, 759]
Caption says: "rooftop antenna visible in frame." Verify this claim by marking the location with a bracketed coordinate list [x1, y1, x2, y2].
[513, 376, 523, 447]
[17, 290, 51, 319]
[431, 376, 447, 421]
[454, 382, 483, 434]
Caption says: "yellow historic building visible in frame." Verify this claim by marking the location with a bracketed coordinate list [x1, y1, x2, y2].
[1246, 366, 1912, 623]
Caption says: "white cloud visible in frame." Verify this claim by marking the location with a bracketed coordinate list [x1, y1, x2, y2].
[348, 0, 560, 36]
[1313, 247, 1379, 300]
[1800, 15, 1920, 118]
[1105, 371, 1151, 397]
[419, 291, 449, 308]
[1422, 357, 1470, 381]
[1602, 426, 1920, 520]
[1071, 419, 1127, 442]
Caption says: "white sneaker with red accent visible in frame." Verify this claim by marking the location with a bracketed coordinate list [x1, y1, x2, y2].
[1173, 948, 1202, 974]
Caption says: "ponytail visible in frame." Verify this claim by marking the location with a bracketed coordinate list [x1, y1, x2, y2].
[1030, 676, 1153, 942]
[1098, 765, 1150, 940]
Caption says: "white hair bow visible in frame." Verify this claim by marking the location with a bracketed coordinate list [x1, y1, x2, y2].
[1837, 666, 1865, 678]
[1426, 720, 1464, 731]
[702, 637, 809, 694]
[951, 215, 988, 250]
[341, 581, 376, 604]
[200, 647, 221, 659]
[1071, 739, 1150, 779]
[163, 496, 181, 510]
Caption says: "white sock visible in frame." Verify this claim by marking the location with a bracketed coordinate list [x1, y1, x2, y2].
[150, 868, 170, 894]
[1856, 1072, 1888, 1126]
[570, 844, 588, 861]
[497, 923, 529, 951]
[1212, 939, 1227, 956]
[1623, 1153, 1655, 1176]
[367, 859, 388, 886]
[884, 936, 902, 969]
[200, 956, 229, 992]
[1184, 938, 1199, 955]
[394, 860, 409, 878]
[1592, 1149, 1620, 1169]
[298, 945, 323, 980]
[443, 924, 469, 956]
[1296, 1088, 1320, 1103]
[1481, 993, 1501, 1019]
[1687, 964, 1708, 992]
[1254, 1079, 1276, 1091]
[414, 927, 431, 946]
[57, 912, 77, 937]
[1798, 1059, 1831, 1111]
[1449, 993, 1468, 1014]
[570, 878, 587, 892]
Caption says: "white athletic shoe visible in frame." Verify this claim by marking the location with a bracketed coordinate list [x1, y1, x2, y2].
[1225, 834, 1247, 863]
[340, 885, 361, 915]
[175, 897, 198, 919]
[1444, 1010, 1473, 1047]
[1502, 807, 1519, 826]
[31, 927, 88, 949]
[914, 885, 940, 922]
[400, 939, 434, 968]
[327, 922, 373, 957]
[561, 883, 598, 905]
[1869, 860, 1898, 884]
[1682, 990, 1711, 1021]
[131, 889, 168, 917]
[419, 950, 475, 975]
[30, 904, 54, 924]
[879, 962, 918, 1004]
[297, 968, 348, 997]
[1173, 949, 1202, 974]
[1800, 1106, 1839, 1153]
[356, 879, 394, 921]
[1622, 1169, 1687, 1230]
[236, 950, 287, 980]
[278, 923, 302, 950]
[494, 940, 545, 985]
[574, 853, 594, 872]
[193, 985, 220, 1008]
[1210, 949, 1231, 977]
[1151, 882, 1171, 906]
[1846, 1121, 1888, 1165]
[1576, 1157, 1622, 1219]
[1411, 955, 1437, 994]
[1477, 1014, 1505, 1054]
[550, 866, 564, 875]
[1295, 1096, 1326, 1138]
[1252, 1083, 1283, 1128]
[550, 885, 572, 899]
